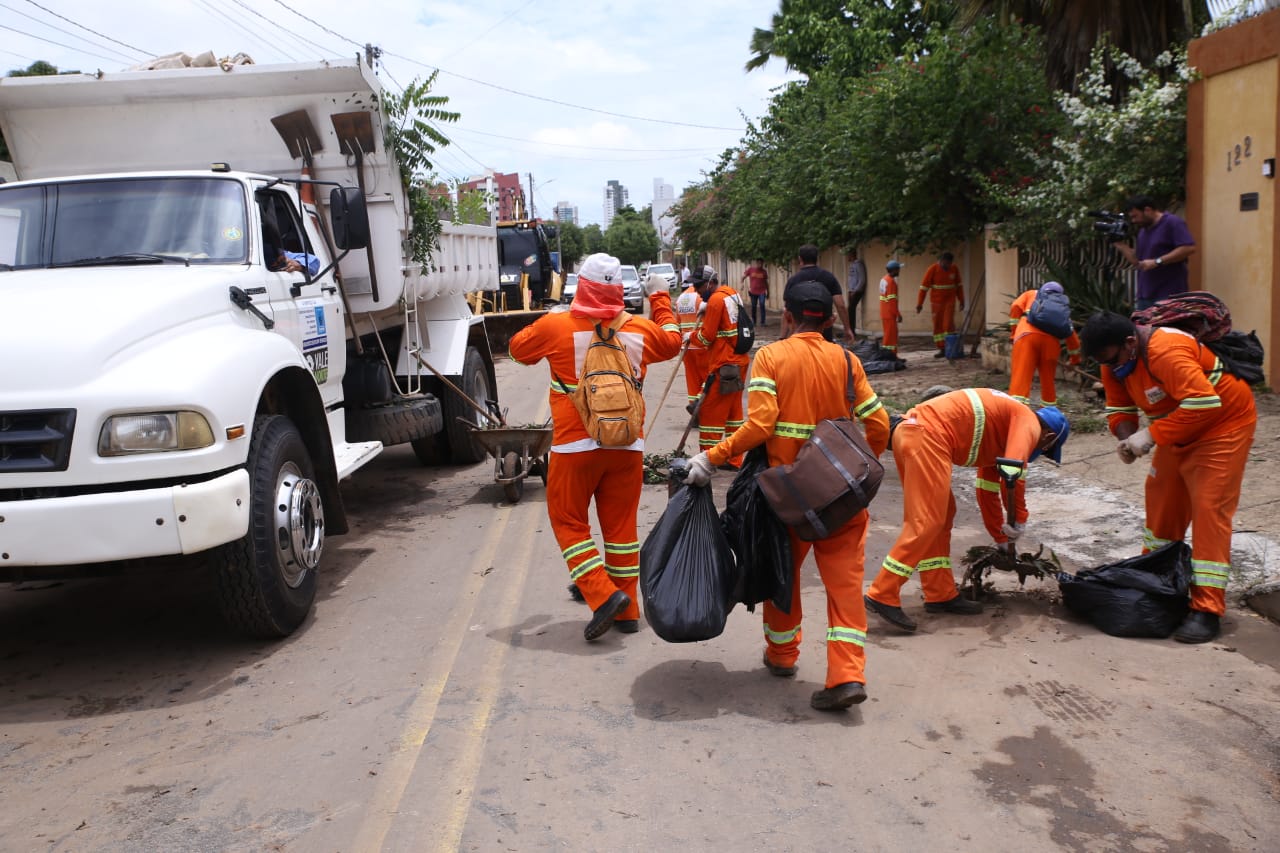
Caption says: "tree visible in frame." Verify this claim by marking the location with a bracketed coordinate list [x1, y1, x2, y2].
[956, 0, 1209, 92]
[449, 185, 490, 225]
[604, 208, 660, 266]
[581, 223, 606, 256]
[556, 221, 586, 271]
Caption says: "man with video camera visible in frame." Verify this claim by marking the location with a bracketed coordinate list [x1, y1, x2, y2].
[1103, 194, 1196, 311]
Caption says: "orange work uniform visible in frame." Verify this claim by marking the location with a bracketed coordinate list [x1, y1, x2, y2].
[878, 274, 902, 352]
[1007, 290, 1081, 406]
[917, 262, 964, 351]
[867, 389, 1041, 607]
[695, 284, 750, 463]
[708, 333, 890, 689]
[1100, 326, 1256, 617]
[509, 295, 682, 620]
[675, 284, 709, 407]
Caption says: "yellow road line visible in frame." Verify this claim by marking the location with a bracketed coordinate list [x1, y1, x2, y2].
[431, 506, 540, 852]
[350, 502, 515, 853]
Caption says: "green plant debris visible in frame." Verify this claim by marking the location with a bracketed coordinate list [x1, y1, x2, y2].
[643, 450, 687, 484]
[959, 543, 1062, 600]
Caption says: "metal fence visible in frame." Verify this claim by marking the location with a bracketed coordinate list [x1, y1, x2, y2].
[1016, 239, 1136, 304]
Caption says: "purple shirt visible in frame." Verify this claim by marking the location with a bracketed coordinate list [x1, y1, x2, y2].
[1134, 212, 1194, 302]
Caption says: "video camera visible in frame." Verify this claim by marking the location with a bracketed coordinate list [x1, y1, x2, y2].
[1089, 209, 1129, 242]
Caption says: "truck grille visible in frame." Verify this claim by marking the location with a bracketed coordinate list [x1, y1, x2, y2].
[0, 409, 77, 473]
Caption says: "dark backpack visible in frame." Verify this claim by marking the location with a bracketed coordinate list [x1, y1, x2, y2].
[1131, 292, 1265, 385]
[732, 294, 756, 355]
[1026, 288, 1073, 338]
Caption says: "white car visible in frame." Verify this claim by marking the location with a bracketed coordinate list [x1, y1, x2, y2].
[647, 262, 678, 291]
[620, 265, 644, 313]
[560, 273, 578, 303]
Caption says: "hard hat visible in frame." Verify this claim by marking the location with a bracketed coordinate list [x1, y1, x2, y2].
[1031, 405, 1070, 465]
[886, 260, 902, 272]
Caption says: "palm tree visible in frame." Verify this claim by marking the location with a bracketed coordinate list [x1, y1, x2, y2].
[957, 0, 1210, 91]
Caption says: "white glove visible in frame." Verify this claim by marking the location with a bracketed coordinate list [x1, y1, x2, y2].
[696, 302, 707, 317]
[644, 273, 667, 297]
[685, 452, 714, 487]
[1000, 522, 1025, 542]
[1118, 428, 1154, 464]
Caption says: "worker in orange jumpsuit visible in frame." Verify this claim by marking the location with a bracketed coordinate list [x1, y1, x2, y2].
[916, 252, 964, 357]
[692, 265, 750, 468]
[684, 281, 891, 710]
[865, 389, 1070, 631]
[674, 280, 709, 410]
[1079, 311, 1257, 644]
[1007, 282, 1082, 406]
[510, 254, 682, 641]
[879, 260, 904, 353]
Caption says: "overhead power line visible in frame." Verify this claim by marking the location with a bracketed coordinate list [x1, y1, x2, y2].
[0, 22, 130, 65]
[450, 125, 717, 154]
[20, 0, 153, 56]
[268, 0, 363, 49]
[0, 2, 137, 64]
[227, 0, 342, 58]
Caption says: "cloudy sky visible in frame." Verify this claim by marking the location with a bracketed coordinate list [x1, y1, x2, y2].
[2, 0, 800, 225]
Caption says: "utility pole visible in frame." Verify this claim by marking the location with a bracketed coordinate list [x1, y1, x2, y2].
[527, 173, 536, 219]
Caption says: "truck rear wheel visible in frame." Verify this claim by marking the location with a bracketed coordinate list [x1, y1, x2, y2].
[212, 415, 321, 638]
[441, 346, 491, 465]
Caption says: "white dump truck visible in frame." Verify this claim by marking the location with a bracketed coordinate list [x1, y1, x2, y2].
[0, 58, 502, 637]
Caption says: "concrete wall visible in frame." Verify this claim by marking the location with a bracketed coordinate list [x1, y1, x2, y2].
[1188, 9, 1280, 385]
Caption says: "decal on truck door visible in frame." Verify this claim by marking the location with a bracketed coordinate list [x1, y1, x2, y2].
[300, 302, 329, 384]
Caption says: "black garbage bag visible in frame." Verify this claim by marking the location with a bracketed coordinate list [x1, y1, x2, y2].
[849, 339, 906, 374]
[720, 447, 793, 613]
[1058, 542, 1192, 638]
[640, 482, 741, 642]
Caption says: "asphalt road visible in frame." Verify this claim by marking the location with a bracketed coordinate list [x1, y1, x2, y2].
[2, 346, 1279, 852]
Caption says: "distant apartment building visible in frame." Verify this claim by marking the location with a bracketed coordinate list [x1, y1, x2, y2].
[457, 170, 525, 222]
[553, 202, 579, 225]
[652, 178, 677, 247]
[603, 179, 630, 229]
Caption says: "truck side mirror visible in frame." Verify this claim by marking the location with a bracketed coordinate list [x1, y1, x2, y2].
[329, 187, 370, 250]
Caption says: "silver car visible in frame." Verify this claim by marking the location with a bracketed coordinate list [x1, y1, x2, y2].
[560, 272, 578, 303]
[620, 265, 644, 313]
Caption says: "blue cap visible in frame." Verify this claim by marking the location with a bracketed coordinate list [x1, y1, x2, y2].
[1030, 405, 1069, 465]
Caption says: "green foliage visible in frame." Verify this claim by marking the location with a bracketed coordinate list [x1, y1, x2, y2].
[1044, 254, 1131, 318]
[451, 186, 490, 225]
[382, 73, 460, 268]
[555, 221, 586, 271]
[581, 223, 606, 256]
[605, 208, 660, 266]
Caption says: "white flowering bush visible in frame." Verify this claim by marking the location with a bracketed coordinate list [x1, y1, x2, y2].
[988, 44, 1192, 250]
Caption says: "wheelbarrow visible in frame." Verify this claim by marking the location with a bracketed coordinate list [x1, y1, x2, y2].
[465, 421, 554, 503]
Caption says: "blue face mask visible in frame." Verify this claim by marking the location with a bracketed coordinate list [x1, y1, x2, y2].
[1111, 356, 1138, 379]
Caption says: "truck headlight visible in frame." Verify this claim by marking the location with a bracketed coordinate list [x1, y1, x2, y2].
[98, 412, 215, 456]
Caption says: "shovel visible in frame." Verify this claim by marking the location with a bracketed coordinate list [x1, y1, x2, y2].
[994, 456, 1026, 555]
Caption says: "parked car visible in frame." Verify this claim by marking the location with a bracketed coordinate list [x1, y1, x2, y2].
[647, 262, 678, 291]
[561, 272, 578, 303]
[621, 265, 644, 313]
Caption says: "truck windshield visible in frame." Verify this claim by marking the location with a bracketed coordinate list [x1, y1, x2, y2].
[0, 177, 248, 270]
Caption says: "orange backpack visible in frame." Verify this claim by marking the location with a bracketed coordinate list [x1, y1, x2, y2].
[563, 314, 645, 447]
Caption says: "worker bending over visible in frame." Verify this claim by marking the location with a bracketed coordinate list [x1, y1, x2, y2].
[865, 389, 1069, 632]
[685, 282, 891, 711]
[1079, 311, 1256, 644]
[510, 254, 682, 640]
[1007, 282, 1081, 406]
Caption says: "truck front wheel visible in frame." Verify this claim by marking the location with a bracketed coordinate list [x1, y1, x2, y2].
[441, 346, 492, 465]
[212, 415, 322, 638]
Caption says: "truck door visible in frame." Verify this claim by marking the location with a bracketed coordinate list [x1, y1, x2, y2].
[256, 188, 346, 407]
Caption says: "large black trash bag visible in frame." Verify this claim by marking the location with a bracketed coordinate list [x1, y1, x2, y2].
[1058, 542, 1192, 638]
[720, 447, 793, 613]
[640, 482, 741, 642]
[849, 339, 906, 375]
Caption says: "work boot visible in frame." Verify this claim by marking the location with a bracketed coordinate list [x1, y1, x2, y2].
[567, 583, 586, 604]
[762, 650, 798, 678]
[864, 595, 917, 632]
[924, 595, 984, 615]
[584, 590, 630, 641]
[810, 682, 867, 711]
[613, 619, 641, 634]
[933, 349, 947, 358]
[1174, 610, 1220, 644]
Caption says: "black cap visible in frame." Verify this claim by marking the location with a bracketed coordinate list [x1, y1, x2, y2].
[785, 281, 833, 320]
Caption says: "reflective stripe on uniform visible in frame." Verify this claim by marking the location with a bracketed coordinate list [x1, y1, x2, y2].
[855, 395, 884, 419]
[570, 555, 603, 580]
[917, 556, 952, 573]
[1011, 394, 1031, 404]
[827, 626, 867, 647]
[976, 476, 1001, 493]
[552, 380, 578, 394]
[748, 377, 777, 395]
[1179, 395, 1221, 411]
[1191, 559, 1230, 590]
[604, 540, 639, 556]
[1207, 356, 1224, 386]
[962, 388, 986, 466]
[562, 539, 595, 561]
[883, 555, 915, 578]
[1143, 528, 1174, 551]
[933, 332, 947, 344]
[1105, 405, 1140, 416]
[764, 623, 800, 644]
[662, 323, 680, 333]
[727, 418, 745, 430]
[774, 421, 815, 440]
[605, 563, 640, 579]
